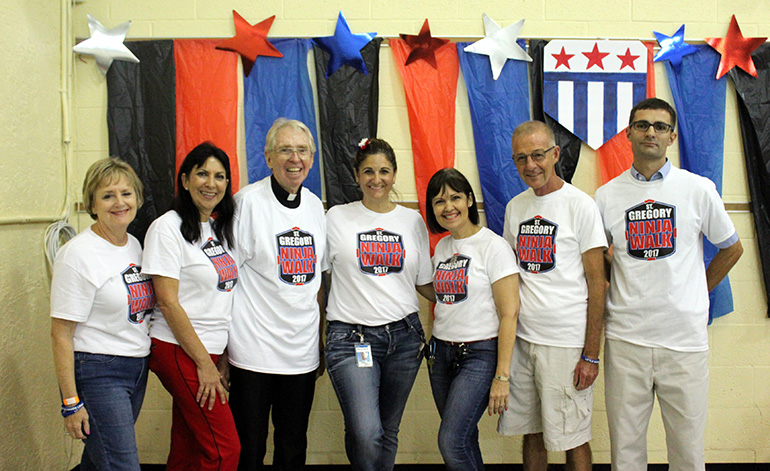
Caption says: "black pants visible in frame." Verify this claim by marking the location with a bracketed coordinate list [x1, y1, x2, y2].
[229, 366, 317, 471]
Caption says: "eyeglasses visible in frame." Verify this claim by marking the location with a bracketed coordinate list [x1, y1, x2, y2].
[447, 343, 468, 378]
[275, 146, 311, 157]
[512, 146, 555, 165]
[630, 120, 674, 134]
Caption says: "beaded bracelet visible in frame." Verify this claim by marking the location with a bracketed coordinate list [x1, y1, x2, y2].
[61, 401, 84, 418]
[580, 354, 600, 364]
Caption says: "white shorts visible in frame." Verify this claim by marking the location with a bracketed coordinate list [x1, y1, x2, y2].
[497, 338, 593, 451]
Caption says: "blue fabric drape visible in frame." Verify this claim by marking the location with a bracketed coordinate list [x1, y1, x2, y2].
[243, 38, 321, 196]
[665, 45, 733, 322]
[457, 41, 531, 235]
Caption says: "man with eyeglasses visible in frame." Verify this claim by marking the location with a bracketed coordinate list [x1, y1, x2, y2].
[595, 98, 743, 471]
[498, 121, 607, 471]
[228, 118, 327, 470]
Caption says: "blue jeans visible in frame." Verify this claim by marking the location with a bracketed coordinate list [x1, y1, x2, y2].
[325, 312, 425, 471]
[429, 337, 497, 471]
[74, 352, 149, 471]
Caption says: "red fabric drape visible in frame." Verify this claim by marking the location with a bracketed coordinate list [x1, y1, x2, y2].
[390, 38, 459, 252]
[174, 39, 240, 191]
[596, 41, 657, 184]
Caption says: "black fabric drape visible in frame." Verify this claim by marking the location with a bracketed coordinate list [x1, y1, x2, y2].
[313, 38, 382, 208]
[529, 39, 582, 183]
[729, 43, 770, 316]
[107, 40, 176, 245]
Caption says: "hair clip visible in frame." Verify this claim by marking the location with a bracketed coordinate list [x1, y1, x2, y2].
[358, 138, 370, 150]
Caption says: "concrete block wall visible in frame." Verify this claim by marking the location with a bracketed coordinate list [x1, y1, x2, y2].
[63, 0, 770, 466]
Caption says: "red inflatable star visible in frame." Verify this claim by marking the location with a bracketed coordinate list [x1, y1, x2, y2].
[399, 19, 449, 68]
[706, 15, 766, 79]
[216, 11, 282, 77]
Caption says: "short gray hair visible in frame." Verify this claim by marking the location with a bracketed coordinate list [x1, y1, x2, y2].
[264, 118, 316, 155]
[512, 120, 556, 148]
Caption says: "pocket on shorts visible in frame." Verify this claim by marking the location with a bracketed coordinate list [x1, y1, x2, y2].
[562, 385, 593, 435]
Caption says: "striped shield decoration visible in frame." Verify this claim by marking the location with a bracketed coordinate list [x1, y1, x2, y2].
[544, 40, 647, 150]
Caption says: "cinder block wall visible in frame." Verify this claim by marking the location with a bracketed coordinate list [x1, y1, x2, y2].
[64, 0, 770, 466]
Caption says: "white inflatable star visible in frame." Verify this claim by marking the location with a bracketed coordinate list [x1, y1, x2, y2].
[73, 14, 139, 75]
[464, 14, 532, 80]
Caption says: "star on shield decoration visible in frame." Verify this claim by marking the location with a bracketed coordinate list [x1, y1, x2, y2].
[400, 19, 449, 68]
[216, 11, 283, 77]
[72, 14, 139, 75]
[463, 14, 532, 80]
[706, 15, 766, 79]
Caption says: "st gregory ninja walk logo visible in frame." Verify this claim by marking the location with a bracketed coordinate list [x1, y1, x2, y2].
[121, 264, 155, 324]
[517, 216, 557, 274]
[356, 228, 405, 276]
[202, 238, 239, 291]
[625, 200, 676, 260]
[276, 227, 317, 285]
[434, 255, 471, 304]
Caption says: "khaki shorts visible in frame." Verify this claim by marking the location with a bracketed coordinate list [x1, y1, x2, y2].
[497, 338, 593, 451]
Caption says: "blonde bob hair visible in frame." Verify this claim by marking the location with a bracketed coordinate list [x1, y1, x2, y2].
[82, 157, 144, 220]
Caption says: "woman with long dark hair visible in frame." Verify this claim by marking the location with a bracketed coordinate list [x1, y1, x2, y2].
[142, 142, 240, 471]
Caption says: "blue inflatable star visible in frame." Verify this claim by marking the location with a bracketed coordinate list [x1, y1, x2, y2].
[313, 12, 376, 77]
[654, 24, 698, 72]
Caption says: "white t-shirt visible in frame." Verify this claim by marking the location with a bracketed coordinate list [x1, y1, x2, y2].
[503, 183, 607, 347]
[325, 201, 433, 325]
[51, 227, 154, 357]
[432, 227, 519, 342]
[229, 177, 328, 374]
[595, 167, 737, 352]
[142, 210, 238, 354]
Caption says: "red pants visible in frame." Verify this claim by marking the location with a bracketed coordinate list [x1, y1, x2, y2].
[150, 338, 240, 471]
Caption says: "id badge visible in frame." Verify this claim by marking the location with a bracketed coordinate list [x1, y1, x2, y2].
[355, 344, 373, 368]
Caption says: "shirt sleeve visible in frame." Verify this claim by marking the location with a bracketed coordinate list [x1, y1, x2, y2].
[142, 218, 183, 280]
[414, 215, 434, 286]
[577, 196, 609, 253]
[593, 188, 614, 246]
[502, 200, 517, 248]
[701, 180, 737, 246]
[318, 205, 330, 273]
[50, 260, 97, 322]
[486, 234, 519, 284]
[232, 197, 252, 269]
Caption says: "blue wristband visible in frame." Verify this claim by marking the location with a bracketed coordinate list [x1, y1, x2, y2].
[580, 354, 600, 364]
[61, 401, 84, 417]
